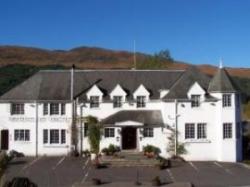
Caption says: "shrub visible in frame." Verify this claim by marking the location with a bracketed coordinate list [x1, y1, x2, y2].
[101, 144, 121, 156]
[143, 145, 161, 155]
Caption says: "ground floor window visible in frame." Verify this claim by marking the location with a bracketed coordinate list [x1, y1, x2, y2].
[185, 123, 195, 139]
[143, 128, 154, 137]
[43, 129, 66, 144]
[84, 123, 88, 137]
[223, 123, 232, 139]
[14, 129, 30, 141]
[104, 128, 115, 138]
[197, 123, 207, 139]
[185, 123, 207, 140]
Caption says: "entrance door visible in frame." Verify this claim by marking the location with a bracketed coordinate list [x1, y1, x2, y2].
[1, 130, 9, 150]
[122, 127, 136, 149]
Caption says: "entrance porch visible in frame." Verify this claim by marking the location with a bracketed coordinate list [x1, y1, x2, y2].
[101, 110, 165, 152]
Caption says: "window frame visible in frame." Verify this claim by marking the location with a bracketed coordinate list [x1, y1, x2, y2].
[185, 123, 195, 139]
[49, 129, 60, 144]
[191, 95, 201, 108]
[222, 94, 232, 107]
[104, 128, 115, 138]
[223, 123, 233, 139]
[143, 128, 154, 137]
[136, 96, 146, 108]
[50, 103, 60, 115]
[113, 96, 122, 108]
[84, 123, 88, 137]
[197, 123, 207, 139]
[11, 103, 24, 115]
[90, 96, 100, 108]
[14, 129, 30, 141]
[61, 103, 66, 115]
[43, 103, 48, 115]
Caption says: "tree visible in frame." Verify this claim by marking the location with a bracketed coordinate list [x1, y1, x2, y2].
[86, 116, 101, 154]
[155, 49, 173, 61]
[167, 127, 187, 157]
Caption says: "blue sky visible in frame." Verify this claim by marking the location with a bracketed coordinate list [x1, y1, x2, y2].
[0, 0, 250, 67]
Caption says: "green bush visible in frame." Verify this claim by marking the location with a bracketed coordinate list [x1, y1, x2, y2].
[143, 145, 161, 155]
[101, 144, 121, 155]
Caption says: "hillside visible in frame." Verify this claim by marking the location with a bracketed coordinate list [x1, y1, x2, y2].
[1, 45, 250, 78]
[0, 45, 250, 119]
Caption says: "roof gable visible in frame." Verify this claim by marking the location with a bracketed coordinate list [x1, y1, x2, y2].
[110, 84, 127, 98]
[133, 84, 150, 98]
[86, 84, 103, 98]
[163, 66, 210, 100]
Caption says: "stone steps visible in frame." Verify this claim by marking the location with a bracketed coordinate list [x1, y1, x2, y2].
[100, 151, 159, 167]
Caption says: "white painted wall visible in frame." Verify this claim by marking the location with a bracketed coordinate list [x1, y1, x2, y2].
[0, 83, 242, 162]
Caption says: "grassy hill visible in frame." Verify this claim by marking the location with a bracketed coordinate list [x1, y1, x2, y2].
[0, 45, 250, 119]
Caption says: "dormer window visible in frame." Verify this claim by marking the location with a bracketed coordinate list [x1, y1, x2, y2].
[113, 96, 122, 108]
[191, 95, 200, 107]
[90, 96, 100, 108]
[222, 94, 231, 107]
[137, 96, 146, 108]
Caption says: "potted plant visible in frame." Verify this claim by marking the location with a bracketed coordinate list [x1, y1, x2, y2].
[152, 176, 161, 186]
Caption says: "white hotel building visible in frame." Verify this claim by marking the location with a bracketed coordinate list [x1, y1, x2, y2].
[0, 66, 242, 162]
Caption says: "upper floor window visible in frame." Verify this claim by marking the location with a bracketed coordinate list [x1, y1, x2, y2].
[104, 128, 115, 138]
[90, 96, 100, 108]
[45, 103, 65, 116]
[143, 128, 154, 137]
[185, 123, 195, 139]
[113, 96, 122, 108]
[50, 103, 59, 115]
[11, 103, 24, 115]
[197, 123, 207, 139]
[222, 94, 232, 107]
[223, 123, 232, 139]
[191, 95, 200, 107]
[61, 103, 66, 115]
[137, 96, 146, 108]
[43, 103, 48, 115]
[14, 129, 30, 141]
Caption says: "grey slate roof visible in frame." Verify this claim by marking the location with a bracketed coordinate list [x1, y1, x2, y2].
[163, 66, 211, 100]
[0, 70, 184, 101]
[208, 68, 236, 93]
[101, 110, 164, 126]
[0, 67, 237, 101]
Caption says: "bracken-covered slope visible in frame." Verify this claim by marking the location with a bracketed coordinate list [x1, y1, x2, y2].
[0, 45, 250, 78]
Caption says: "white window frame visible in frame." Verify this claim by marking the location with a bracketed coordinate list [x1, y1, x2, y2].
[50, 103, 59, 115]
[222, 94, 232, 107]
[197, 123, 207, 139]
[14, 129, 30, 141]
[143, 128, 154, 137]
[136, 96, 146, 108]
[191, 95, 201, 107]
[43, 129, 66, 145]
[43, 103, 48, 115]
[11, 103, 24, 115]
[113, 96, 122, 108]
[223, 123, 232, 139]
[185, 123, 195, 139]
[104, 128, 115, 138]
[90, 96, 100, 108]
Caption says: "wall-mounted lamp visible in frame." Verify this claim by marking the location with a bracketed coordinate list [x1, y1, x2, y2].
[116, 137, 120, 142]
